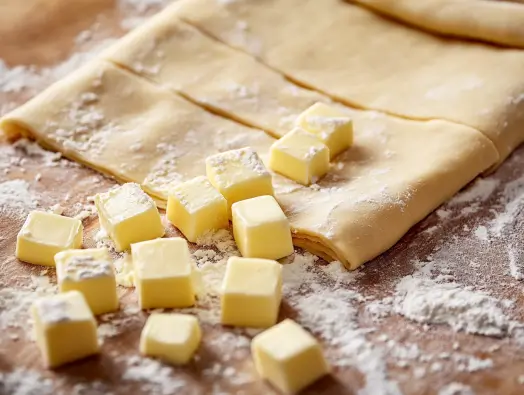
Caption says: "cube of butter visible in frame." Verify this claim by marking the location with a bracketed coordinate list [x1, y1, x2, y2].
[94, 183, 165, 252]
[140, 313, 201, 365]
[269, 128, 330, 186]
[167, 176, 228, 242]
[31, 291, 99, 368]
[295, 102, 353, 159]
[221, 256, 282, 328]
[206, 147, 274, 212]
[252, 319, 330, 394]
[232, 195, 293, 260]
[55, 248, 119, 315]
[132, 238, 196, 309]
[16, 211, 83, 266]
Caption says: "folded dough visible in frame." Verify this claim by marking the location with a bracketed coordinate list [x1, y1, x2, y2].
[0, 61, 274, 201]
[173, 0, 524, 165]
[351, 0, 524, 49]
[102, 11, 324, 138]
[0, 61, 498, 269]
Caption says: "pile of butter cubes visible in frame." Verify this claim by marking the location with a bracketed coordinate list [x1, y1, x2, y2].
[15, 102, 353, 394]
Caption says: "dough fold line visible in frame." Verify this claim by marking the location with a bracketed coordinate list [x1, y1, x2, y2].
[172, 0, 524, 167]
[349, 0, 524, 49]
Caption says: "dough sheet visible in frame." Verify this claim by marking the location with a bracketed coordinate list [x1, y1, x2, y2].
[1, 61, 498, 269]
[174, 0, 524, 165]
[102, 10, 325, 138]
[351, 0, 524, 49]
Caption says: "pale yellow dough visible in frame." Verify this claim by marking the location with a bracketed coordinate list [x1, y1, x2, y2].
[102, 13, 324, 137]
[0, 60, 273, 204]
[0, 58, 497, 269]
[351, 0, 524, 49]
[174, 0, 524, 164]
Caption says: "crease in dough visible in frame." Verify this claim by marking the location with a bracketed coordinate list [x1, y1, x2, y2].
[350, 0, 524, 49]
[0, 60, 275, 203]
[173, 0, 524, 166]
[101, 8, 325, 138]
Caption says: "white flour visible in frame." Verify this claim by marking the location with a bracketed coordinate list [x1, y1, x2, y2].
[2, 0, 524, 394]
[0, 179, 38, 218]
[508, 247, 524, 280]
[448, 178, 499, 206]
[123, 356, 187, 395]
[118, 0, 175, 30]
[395, 277, 509, 337]
[473, 225, 489, 242]
[0, 369, 54, 395]
[0, 39, 116, 98]
[0, 275, 56, 334]
[489, 172, 524, 237]
[438, 382, 475, 395]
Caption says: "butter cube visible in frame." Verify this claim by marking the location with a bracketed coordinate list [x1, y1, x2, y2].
[252, 319, 330, 394]
[167, 176, 228, 242]
[132, 238, 195, 309]
[232, 195, 293, 260]
[140, 313, 201, 365]
[269, 128, 330, 186]
[94, 183, 165, 252]
[221, 256, 282, 328]
[295, 102, 353, 158]
[31, 291, 99, 368]
[206, 147, 274, 212]
[55, 248, 119, 315]
[16, 211, 83, 266]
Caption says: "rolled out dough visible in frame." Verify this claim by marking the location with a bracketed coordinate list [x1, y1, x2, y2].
[351, 0, 524, 49]
[102, 10, 324, 138]
[174, 0, 524, 165]
[1, 61, 498, 269]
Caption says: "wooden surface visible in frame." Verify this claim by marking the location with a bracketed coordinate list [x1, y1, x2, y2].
[2, 1, 524, 394]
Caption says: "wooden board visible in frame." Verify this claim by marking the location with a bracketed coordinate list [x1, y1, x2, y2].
[2, 1, 524, 394]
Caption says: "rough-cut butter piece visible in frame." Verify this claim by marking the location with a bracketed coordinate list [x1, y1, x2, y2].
[132, 237, 196, 309]
[295, 102, 353, 159]
[221, 256, 282, 328]
[55, 248, 119, 315]
[232, 195, 293, 260]
[269, 127, 330, 186]
[140, 313, 201, 365]
[31, 291, 99, 368]
[167, 176, 228, 242]
[94, 183, 165, 252]
[16, 211, 83, 266]
[206, 147, 274, 212]
[252, 319, 330, 394]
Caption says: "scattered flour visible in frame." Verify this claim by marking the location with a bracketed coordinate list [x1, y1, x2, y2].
[0, 179, 38, 218]
[508, 247, 524, 280]
[473, 225, 489, 242]
[118, 0, 174, 30]
[0, 369, 54, 395]
[449, 178, 499, 206]
[282, 252, 402, 395]
[395, 276, 510, 337]
[123, 356, 187, 395]
[0, 39, 116, 96]
[488, 157, 524, 237]
[438, 382, 475, 395]
[0, 275, 56, 334]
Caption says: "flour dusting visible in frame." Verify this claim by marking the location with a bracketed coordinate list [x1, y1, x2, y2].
[0, 179, 38, 218]
[438, 382, 475, 395]
[0, 369, 54, 395]
[395, 277, 509, 337]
